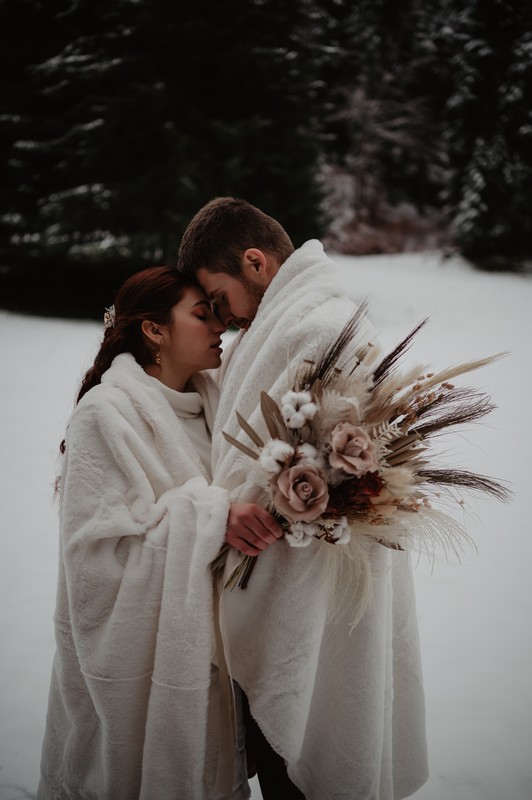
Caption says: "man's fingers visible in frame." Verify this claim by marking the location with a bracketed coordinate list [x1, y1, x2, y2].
[231, 520, 272, 549]
[251, 505, 284, 539]
[231, 535, 265, 557]
[233, 504, 284, 541]
[225, 528, 267, 556]
[225, 503, 284, 554]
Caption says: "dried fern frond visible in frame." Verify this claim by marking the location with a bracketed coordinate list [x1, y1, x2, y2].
[371, 420, 405, 445]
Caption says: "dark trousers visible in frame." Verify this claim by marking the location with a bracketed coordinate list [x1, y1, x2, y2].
[242, 693, 306, 800]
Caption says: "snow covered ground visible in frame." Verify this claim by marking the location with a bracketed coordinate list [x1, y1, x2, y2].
[0, 250, 530, 800]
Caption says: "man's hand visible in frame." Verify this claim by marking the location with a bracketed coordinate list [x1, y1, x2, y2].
[225, 503, 284, 556]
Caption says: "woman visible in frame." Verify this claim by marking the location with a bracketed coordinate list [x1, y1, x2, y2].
[36, 267, 282, 800]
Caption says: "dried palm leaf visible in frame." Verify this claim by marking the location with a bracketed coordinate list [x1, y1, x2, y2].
[387, 433, 422, 452]
[235, 411, 264, 448]
[260, 391, 286, 438]
[221, 431, 259, 460]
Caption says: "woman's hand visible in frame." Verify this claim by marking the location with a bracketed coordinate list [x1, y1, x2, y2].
[225, 503, 284, 556]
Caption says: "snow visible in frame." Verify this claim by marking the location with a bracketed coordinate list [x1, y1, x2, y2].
[1, 250, 531, 800]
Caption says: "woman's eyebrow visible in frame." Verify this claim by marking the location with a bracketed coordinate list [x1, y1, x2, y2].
[192, 299, 211, 309]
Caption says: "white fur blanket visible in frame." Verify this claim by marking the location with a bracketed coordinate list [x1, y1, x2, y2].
[37, 354, 248, 800]
[214, 241, 429, 799]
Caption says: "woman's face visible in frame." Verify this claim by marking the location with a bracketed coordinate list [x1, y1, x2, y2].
[158, 286, 226, 388]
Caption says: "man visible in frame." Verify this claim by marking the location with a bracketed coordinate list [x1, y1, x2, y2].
[177, 197, 429, 800]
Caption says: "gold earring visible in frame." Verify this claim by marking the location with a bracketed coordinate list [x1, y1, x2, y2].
[155, 348, 161, 366]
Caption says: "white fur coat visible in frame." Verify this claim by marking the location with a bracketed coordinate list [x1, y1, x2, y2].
[37, 354, 249, 800]
[214, 241, 429, 800]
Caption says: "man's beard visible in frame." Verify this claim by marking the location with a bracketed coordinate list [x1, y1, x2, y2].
[240, 276, 266, 324]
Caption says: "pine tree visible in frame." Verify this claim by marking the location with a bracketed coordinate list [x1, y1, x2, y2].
[0, 0, 73, 264]
[314, 0, 445, 231]
[428, 0, 532, 267]
[1, 0, 325, 313]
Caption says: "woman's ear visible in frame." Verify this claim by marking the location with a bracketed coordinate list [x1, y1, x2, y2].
[141, 319, 163, 347]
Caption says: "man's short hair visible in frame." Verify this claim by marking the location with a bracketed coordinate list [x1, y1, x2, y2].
[177, 196, 294, 277]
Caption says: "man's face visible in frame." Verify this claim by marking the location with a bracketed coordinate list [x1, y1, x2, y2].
[196, 267, 265, 330]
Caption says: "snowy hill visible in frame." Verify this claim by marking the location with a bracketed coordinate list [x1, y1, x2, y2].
[1, 250, 530, 800]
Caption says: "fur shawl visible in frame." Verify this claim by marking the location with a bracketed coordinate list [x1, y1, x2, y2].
[213, 241, 429, 800]
[37, 354, 248, 800]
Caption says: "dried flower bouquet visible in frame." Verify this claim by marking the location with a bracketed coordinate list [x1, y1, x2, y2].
[213, 304, 510, 589]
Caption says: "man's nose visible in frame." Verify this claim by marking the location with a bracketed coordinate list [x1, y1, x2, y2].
[220, 310, 234, 328]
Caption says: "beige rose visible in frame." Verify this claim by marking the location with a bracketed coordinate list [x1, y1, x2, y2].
[271, 464, 329, 522]
[329, 422, 379, 476]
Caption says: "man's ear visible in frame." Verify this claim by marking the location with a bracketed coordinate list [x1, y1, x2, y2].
[242, 248, 267, 277]
[141, 319, 163, 347]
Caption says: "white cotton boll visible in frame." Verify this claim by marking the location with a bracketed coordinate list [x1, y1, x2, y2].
[329, 517, 351, 545]
[259, 440, 295, 473]
[296, 442, 318, 460]
[291, 520, 320, 537]
[300, 402, 318, 421]
[334, 528, 351, 545]
[286, 535, 314, 548]
[290, 524, 305, 541]
[281, 392, 317, 428]
[296, 442, 324, 468]
[286, 521, 317, 547]
[281, 403, 299, 427]
[281, 390, 312, 408]
[281, 391, 297, 406]
[286, 411, 306, 429]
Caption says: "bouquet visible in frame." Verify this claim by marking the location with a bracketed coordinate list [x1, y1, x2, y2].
[214, 304, 510, 589]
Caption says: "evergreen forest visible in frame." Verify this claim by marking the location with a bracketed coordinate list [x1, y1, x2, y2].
[1, 0, 531, 317]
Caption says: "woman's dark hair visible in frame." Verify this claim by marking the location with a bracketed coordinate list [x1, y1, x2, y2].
[59, 266, 198, 454]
